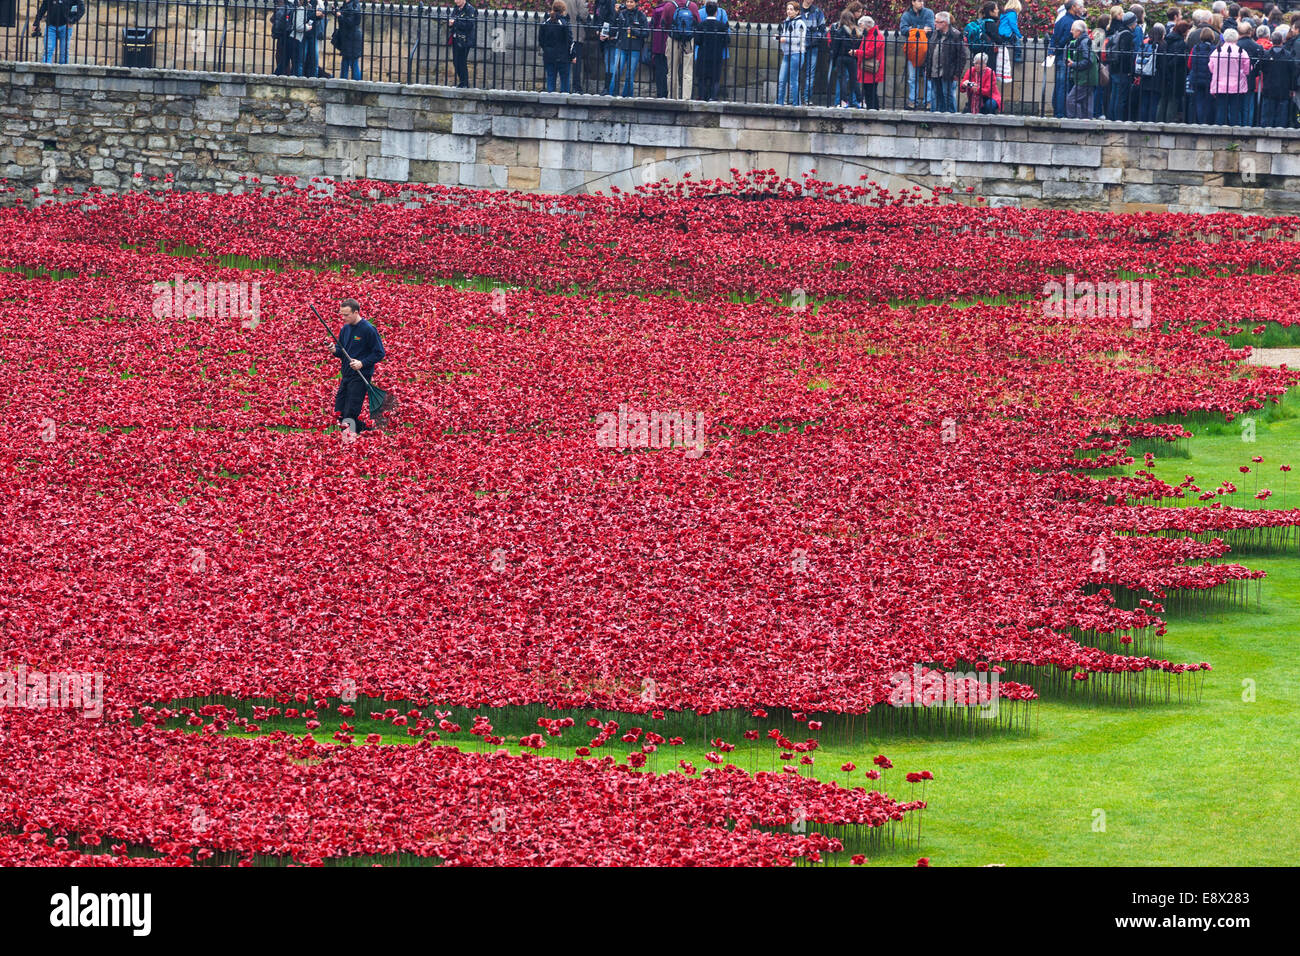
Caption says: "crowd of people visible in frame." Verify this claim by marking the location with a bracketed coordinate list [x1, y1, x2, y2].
[1051, 2, 1300, 126]
[268, 0, 365, 80]
[27, 0, 1300, 126]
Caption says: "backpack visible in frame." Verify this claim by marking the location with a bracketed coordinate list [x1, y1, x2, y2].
[670, 2, 695, 42]
[904, 26, 928, 67]
[1136, 38, 1156, 76]
[964, 20, 989, 57]
[271, 4, 290, 40]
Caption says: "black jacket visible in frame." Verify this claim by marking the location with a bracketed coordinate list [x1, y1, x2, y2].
[694, 12, 727, 65]
[829, 24, 858, 60]
[450, 4, 477, 49]
[1238, 36, 1265, 73]
[1189, 39, 1214, 89]
[1108, 28, 1135, 77]
[334, 320, 385, 381]
[1252, 45, 1296, 99]
[924, 27, 967, 81]
[1162, 35, 1188, 98]
[539, 15, 575, 63]
[612, 8, 650, 51]
[36, 0, 81, 27]
[337, 0, 363, 58]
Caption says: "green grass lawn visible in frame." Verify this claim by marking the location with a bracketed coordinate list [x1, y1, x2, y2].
[166, 396, 1300, 866]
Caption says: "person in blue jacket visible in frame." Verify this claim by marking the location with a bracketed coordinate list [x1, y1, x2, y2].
[1051, 0, 1085, 117]
[330, 298, 386, 434]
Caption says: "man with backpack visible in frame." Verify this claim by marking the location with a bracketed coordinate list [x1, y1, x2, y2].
[965, 3, 999, 76]
[32, 0, 82, 65]
[664, 0, 699, 99]
[899, 0, 935, 109]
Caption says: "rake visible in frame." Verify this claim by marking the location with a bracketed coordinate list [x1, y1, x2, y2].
[312, 305, 396, 429]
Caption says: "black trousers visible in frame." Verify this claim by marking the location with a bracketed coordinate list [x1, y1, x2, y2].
[453, 47, 470, 87]
[334, 373, 372, 432]
[652, 52, 668, 97]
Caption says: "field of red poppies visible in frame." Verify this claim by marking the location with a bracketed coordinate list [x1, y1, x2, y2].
[2, 174, 1298, 866]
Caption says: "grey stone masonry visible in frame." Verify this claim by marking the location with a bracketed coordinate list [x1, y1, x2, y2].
[5, 62, 1300, 213]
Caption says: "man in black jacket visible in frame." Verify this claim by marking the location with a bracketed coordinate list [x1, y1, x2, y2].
[1253, 30, 1295, 127]
[330, 299, 386, 435]
[33, 0, 82, 65]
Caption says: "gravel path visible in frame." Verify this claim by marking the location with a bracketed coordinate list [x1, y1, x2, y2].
[1244, 348, 1300, 368]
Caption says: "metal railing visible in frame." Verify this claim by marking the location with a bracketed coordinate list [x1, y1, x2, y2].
[2, 3, 1296, 128]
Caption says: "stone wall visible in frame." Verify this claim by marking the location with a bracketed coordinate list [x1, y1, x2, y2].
[4, 61, 1300, 213]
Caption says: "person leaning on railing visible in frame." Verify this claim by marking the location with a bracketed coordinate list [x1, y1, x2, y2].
[32, 0, 83, 65]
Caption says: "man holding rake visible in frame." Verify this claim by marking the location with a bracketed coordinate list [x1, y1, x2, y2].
[324, 298, 388, 434]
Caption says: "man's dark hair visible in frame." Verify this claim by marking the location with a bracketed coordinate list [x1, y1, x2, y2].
[341, 298, 361, 313]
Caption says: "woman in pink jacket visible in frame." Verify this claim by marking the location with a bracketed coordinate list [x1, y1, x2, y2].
[1208, 28, 1252, 126]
